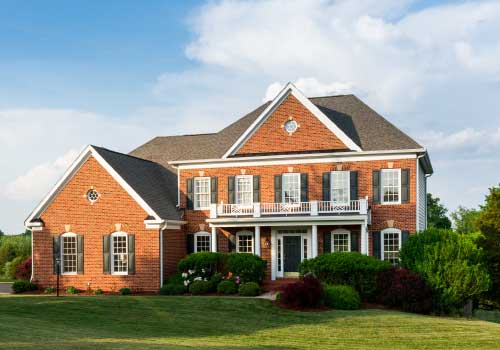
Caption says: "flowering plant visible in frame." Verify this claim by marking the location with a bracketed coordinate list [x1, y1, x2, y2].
[181, 268, 210, 287]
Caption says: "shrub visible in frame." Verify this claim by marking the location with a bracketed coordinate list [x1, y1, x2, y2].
[217, 280, 238, 295]
[93, 288, 104, 295]
[377, 268, 433, 314]
[400, 228, 490, 312]
[3, 255, 26, 279]
[178, 252, 223, 277]
[324, 285, 361, 310]
[66, 286, 79, 294]
[0, 235, 31, 271]
[12, 280, 37, 293]
[15, 257, 32, 280]
[239, 282, 261, 296]
[160, 283, 186, 295]
[189, 280, 212, 295]
[300, 252, 390, 301]
[210, 272, 223, 286]
[119, 288, 132, 295]
[225, 253, 267, 283]
[280, 274, 324, 309]
[44, 286, 55, 294]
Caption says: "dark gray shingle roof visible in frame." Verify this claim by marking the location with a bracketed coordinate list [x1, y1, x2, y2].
[92, 146, 181, 221]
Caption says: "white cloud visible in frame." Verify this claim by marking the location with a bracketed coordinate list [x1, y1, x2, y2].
[419, 128, 500, 154]
[263, 78, 354, 101]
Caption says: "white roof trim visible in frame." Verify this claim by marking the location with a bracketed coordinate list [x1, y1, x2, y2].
[222, 82, 362, 158]
[24, 145, 162, 226]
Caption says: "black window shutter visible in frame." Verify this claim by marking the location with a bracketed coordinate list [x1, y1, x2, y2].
[228, 176, 235, 204]
[274, 175, 282, 203]
[402, 230, 410, 246]
[323, 232, 331, 253]
[211, 177, 218, 204]
[372, 231, 381, 260]
[77, 235, 84, 274]
[350, 232, 359, 252]
[128, 234, 135, 275]
[186, 178, 194, 210]
[102, 235, 110, 274]
[300, 173, 308, 202]
[372, 170, 381, 204]
[53, 236, 60, 274]
[401, 169, 410, 203]
[253, 175, 261, 203]
[350, 171, 358, 201]
[186, 233, 194, 254]
[228, 234, 236, 252]
[322, 172, 331, 201]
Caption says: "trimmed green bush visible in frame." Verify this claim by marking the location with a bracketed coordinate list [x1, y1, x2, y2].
[217, 280, 238, 295]
[189, 280, 212, 295]
[239, 282, 261, 296]
[178, 252, 223, 276]
[66, 286, 79, 294]
[44, 286, 55, 294]
[225, 253, 267, 283]
[93, 288, 104, 295]
[299, 252, 390, 301]
[160, 283, 186, 295]
[12, 280, 37, 293]
[119, 288, 132, 295]
[324, 285, 361, 310]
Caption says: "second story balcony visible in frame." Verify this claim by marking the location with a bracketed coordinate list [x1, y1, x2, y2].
[210, 198, 369, 219]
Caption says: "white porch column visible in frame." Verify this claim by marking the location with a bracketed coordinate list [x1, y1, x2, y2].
[361, 223, 368, 255]
[254, 226, 261, 256]
[312, 225, 318, 258]
[211, 227, 217, 252]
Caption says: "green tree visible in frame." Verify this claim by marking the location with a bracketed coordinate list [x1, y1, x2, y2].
[451, 206, 480, 235]
[427, 193, 452, 229]
[0, 229, 4, 236]
[476, 184, 500, 304]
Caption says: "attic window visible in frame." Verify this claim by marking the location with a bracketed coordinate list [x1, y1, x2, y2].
[284, 119, 298, 134]
[87, 189, 100, 203]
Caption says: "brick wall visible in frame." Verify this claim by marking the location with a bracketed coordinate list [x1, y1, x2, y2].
[163, 229, 185, 279]
[33, 156, 161, 292]
[236, 94, 348, 155]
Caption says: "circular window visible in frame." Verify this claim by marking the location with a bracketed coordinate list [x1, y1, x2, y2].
[87, 189, 99, 203]
[284, 119, 298, 134]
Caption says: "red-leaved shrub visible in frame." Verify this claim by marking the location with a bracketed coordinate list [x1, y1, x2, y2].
[377, 267, 433, 314]
[280, 274, 324, 309]
[15, 257, 32, 280]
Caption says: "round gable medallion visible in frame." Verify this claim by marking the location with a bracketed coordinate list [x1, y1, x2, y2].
[284, 119, 298, 134]
[87, 189, 100, 203]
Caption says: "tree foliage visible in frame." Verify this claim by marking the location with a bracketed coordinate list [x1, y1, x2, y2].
[451, 206, 480, 235]
[476, 184, 500, 303]
[427, 193, 452, 229]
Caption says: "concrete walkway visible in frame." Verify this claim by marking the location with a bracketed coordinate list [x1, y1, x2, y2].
[0, 282, 13, 294]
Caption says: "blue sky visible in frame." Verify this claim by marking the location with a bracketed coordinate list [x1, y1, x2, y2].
[1, 0, 500, 233]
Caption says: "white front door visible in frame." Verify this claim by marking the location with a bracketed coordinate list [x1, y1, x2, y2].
[271, 228, 311, 280]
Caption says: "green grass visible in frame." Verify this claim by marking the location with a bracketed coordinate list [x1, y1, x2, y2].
[0, 278, 14, 282]
[1, 296, 500, 350]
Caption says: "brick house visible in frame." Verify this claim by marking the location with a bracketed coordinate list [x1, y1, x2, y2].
[25, 83, 432, 291]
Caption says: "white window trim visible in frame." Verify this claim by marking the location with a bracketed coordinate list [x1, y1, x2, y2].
[282, 173, 301, 204]
[111, 231, 128, 276]
[235, 175, 253, 207]
[381, 168, 402, 205]
[60, 232, 77, 275]
[331, 228, 351, 252]
[194, 177, 211, 210]
[330, 171, 350, 204]
[381, 228, 402, 262]
[236, 230, 254, 253]
[194, 231, 211, 253]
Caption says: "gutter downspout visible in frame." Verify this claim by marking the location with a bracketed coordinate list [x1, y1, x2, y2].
[159, 228, 164, 288]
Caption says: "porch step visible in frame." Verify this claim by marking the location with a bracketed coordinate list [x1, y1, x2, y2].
[262, 278, 298, 292]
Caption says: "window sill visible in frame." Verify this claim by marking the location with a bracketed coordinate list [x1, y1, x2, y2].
[111, 272, 129, 276]
[61, 272, 77, 276]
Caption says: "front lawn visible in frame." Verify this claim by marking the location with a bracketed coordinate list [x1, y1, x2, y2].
[1, 296, 499, 350]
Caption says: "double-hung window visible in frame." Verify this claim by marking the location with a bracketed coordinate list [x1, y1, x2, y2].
[235, 175, 253, 206]
[331, 171, 350, 204]
[381, 169, 401, 204]
[61, 233, 77, 274]
[331, 229, 350, 252]
[195, 232, 211, 252]
[111, 233, 128, 275]
[282, 173, 301, 203]
[236, 231, 254, 253]
[382, 229, 401, 265]
[194, 177, 211, 210]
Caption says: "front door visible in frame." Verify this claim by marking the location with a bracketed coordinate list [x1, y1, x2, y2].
[283, 236, 302, 276]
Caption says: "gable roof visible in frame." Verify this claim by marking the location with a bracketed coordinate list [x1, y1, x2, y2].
[25, 145, 182, 227]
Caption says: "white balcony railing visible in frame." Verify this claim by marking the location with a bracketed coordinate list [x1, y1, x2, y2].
[210, 198, 368, 218]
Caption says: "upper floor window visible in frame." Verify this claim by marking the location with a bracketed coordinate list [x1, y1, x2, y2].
[194, 232, 211, 252]
[331, 229, 350, 252]
[282, 173, 301, 203]
[236, 231, 254, 253]
[194, 177, 211, 210]
[331, 171, 350, 204]
[61, 232, 77, 275]
[236, 175, 253, 206]
[381, 169, 401, 204]
[111, 232, 128, 275]
[382, 228, 401, 265]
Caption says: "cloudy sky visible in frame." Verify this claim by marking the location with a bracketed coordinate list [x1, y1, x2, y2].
[1, 0, 500, 233]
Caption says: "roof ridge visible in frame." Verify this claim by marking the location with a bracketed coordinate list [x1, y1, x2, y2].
[309, 94, 355, 100]
[92, 145, 160, 165]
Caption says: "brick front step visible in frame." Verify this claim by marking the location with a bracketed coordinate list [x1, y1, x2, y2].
[262, 278, 298, 292]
